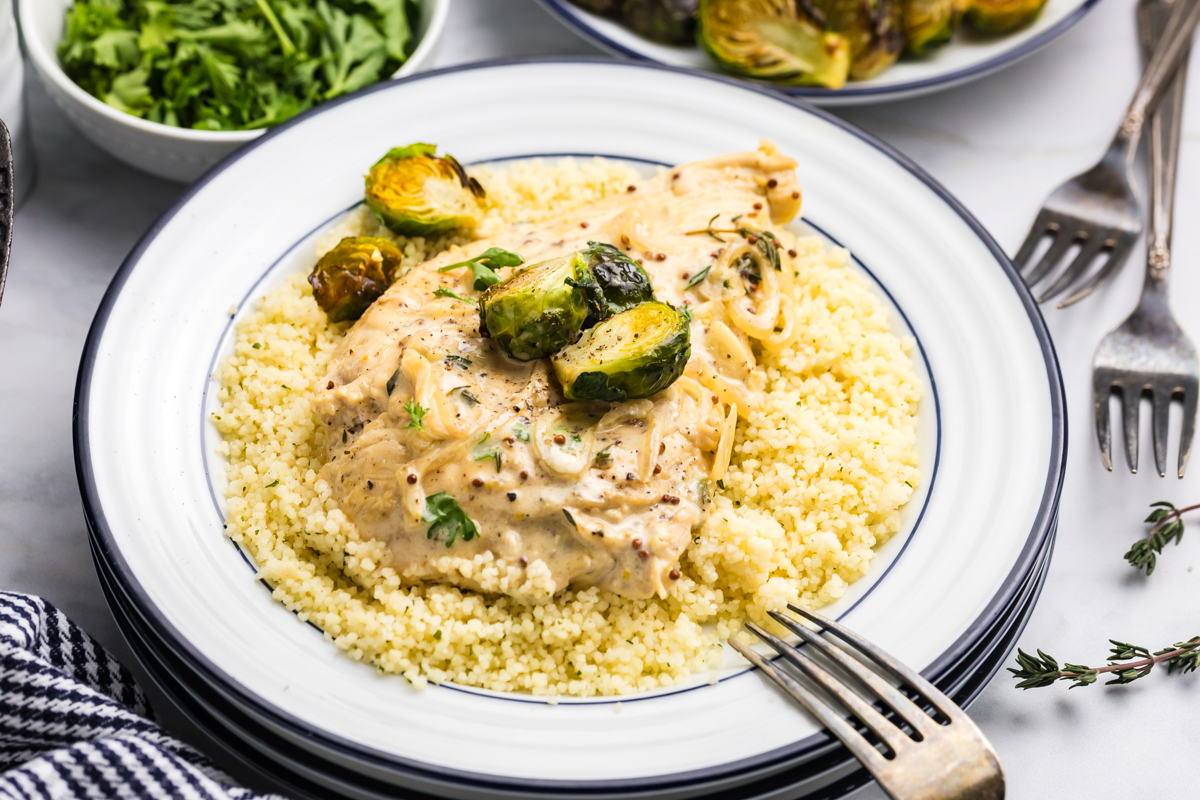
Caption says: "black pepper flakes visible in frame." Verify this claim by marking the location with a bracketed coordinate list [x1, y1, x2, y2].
[367, 481, 374, 489]
[626, 472, 636, 481]
[653, 464, 662, 475]
[518, 557, 528, 568]
[507, 491, 517, 502]
[659, 442, 666, 455]
[326, 381, 334, 390]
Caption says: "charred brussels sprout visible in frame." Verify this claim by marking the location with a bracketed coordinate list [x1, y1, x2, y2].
[810, 0, 905, 80]
[622, 0, 699, 44]
[308, 237, 403, 323]
[582, 242, 656, 320]
[963, 0, 1046, 32]
[364, 143, 486, 236]
[903, 0, 959, 55]
[552, 302, 691, 402]
[697, 0, 851, 89]
[479, 252, 602, 361]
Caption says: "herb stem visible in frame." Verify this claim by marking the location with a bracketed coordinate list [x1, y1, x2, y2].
[255, 0, 296, 57]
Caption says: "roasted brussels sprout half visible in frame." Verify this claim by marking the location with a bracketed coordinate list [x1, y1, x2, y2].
[622, 0, 699, 44]
[364, 143, 486, 236]
[552, 302, 691, 402]
[963, 0, 1046, 32]
[810, 0, 905, 80]
[582, 242, 656, 320]
[903, 0, 959, 55]
[697, 0, 851, 89]
[479, 252, 603, 361]
[308, 237, 403, 323]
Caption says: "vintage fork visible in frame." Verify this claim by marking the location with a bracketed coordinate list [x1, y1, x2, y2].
[1093, 0, 1198, 478]
[730, 606, 1003, 800]
[0, 119, 11, 309]
[1012, 0, 1200, 308]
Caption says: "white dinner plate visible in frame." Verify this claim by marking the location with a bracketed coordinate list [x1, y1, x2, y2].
[75, 59, 1064, 797]
[535, 0, 1099, 105]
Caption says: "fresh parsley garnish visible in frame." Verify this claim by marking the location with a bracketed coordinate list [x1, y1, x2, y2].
[422, 492, 478, 547]
[433, 286, 477, 306]
[58, 0, 420, 132]
[437, 247, 524, 291]
[403, 399, 427, 432]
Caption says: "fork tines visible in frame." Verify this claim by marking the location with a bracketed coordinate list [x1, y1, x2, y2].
[729, 606, 1004, 800]
[1094, 368, 1198, 477]
[1014, 210, 1140, 308]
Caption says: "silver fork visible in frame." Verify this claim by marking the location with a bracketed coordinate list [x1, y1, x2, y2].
[1093, 0, 1198, 478]
[1012, 0, 1200, 308]
[730, 606, 1003, 800]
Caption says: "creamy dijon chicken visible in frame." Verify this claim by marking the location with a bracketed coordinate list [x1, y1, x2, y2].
[315, 142, 803, 600]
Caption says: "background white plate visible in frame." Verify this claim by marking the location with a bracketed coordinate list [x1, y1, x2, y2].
[535, 0, 1100, 105]
[75, 59, 1064, 794]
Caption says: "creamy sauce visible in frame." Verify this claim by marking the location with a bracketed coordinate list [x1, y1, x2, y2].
[315, 143, 803, 600]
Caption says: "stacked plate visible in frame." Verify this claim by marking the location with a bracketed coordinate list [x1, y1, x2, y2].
[75, 59, 1065, 800]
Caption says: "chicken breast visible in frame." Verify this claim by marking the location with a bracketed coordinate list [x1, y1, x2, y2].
[315, 142, 802, 600]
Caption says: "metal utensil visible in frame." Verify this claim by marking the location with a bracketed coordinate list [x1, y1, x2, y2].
[1012, 0, 1200, 308]
[1092, 0, 1197, 478]
[730, 606, 1004, 800]
[0, 119, 12, 309]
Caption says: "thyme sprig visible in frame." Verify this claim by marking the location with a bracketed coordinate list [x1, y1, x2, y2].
[1010, 637, 1200, 689]
[1126, 500, 1200, 575]
[684, 215, 780, 271]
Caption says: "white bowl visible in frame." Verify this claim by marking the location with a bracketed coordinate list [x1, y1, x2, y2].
[17, 0, 449, 183]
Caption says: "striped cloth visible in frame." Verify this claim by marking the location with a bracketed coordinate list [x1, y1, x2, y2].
[0, 592, 285, 800]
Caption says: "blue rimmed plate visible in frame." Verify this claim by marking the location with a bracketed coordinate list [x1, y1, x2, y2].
[75, 59, 1064, 798]
[535, 0, 1099, 105]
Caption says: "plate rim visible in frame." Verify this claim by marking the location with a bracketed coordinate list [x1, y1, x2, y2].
[73, 56, 1067, 794]
[534, 0, 1103, 102]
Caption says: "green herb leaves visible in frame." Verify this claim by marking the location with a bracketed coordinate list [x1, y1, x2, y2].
[1010, 637, 1200, 690]
[58, 0, 420, 132]
[438, 248, 525, 291]
[422, 492, 478, 547]
[1126, 500, 1194, 575]
[433, 286, 477, 306]
[403, 399, 427, 432]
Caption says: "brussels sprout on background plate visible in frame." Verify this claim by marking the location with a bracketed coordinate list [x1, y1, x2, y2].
[365, 143, 486, 236]
[553, 302, 691, 402]
[308, 237, 404, 323]
[810, 0, 905, 80]
[621, 0, 699, 44]
[479, 252, 604, 361]
[582, 242, 656, 320]
[903, 0, 962, 55]
[964, 0, 1048, 32]
[697, 0, 851, 89]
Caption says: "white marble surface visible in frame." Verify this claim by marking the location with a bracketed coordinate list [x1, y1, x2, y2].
[2, 0, 1200, 796]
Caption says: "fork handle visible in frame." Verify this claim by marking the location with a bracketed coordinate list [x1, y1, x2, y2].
[1139, 0, 1189, 306]
[1116, 0, 1200, 154]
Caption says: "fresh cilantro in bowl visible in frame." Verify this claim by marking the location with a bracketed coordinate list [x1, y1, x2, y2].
[57, 0, 421, 131]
